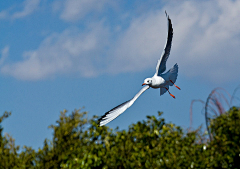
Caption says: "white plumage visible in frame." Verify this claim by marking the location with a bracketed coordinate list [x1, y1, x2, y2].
[98, 12, 180, 127]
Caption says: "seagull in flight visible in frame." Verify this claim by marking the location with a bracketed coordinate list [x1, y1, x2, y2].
[98, 12, 180, 127]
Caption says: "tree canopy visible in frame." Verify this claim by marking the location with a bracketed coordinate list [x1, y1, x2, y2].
[0, 106, 240, 168]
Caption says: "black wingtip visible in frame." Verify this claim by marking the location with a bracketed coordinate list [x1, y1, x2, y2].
[166, 11, 173, 36]
[98, 112, 108, 127]
[98, 115, 104, 127]
[97, 100, 130, 127]
[165, 10, 170, 20]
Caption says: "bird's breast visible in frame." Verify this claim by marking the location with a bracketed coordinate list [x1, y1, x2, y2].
[151, 76, 166, 88]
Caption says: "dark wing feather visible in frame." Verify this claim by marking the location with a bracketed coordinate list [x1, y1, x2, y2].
[155, 12, 173, 76]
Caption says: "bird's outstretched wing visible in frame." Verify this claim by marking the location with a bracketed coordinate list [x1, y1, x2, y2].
[155, 12, 173, 76]
[98, 85, 150, 126]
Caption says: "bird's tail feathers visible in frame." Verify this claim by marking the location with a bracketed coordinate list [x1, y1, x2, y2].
[160, 85, 169, 96]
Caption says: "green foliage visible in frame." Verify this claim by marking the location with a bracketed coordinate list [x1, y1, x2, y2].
[0, 107, 240, 168]
[0, 112, 35, 169]
[35, 109, 89, 168]
[207, 107, 240, 168]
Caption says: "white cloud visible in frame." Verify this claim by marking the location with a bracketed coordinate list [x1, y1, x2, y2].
[0, 46, 9, 65]
[12, 0, 40, 19]
[109, 0, 240, 83]
[168, 0, 240, 83]
[107, 10, 167, 74]
[0, 0, 40, 20]
[60, 0, 111, 21]
[1, 0, 240, 84]
[1, 22, 110, 80]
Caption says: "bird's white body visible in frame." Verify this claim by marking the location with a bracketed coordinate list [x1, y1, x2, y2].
[143, 62, 179, 96]
[98, 12, 180, 127]
[149, 75, 165, 88]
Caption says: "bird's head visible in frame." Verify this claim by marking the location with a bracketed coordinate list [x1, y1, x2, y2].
[142, 78, 152, 86]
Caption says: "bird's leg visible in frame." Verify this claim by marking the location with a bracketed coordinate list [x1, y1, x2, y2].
[170, 80, 181, 90]
[165, 87, 175, 99]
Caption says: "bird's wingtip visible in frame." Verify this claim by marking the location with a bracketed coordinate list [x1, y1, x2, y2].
[165, 10, 170, 19]
[97, 117, 103, 127]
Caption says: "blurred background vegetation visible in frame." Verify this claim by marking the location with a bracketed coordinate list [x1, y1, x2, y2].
[0, 87, 240, 169]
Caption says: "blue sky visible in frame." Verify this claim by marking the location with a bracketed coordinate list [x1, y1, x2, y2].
[0, 0, 240, 150]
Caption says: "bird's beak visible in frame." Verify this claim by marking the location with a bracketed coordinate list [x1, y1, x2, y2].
[142, 83, 146, 86]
